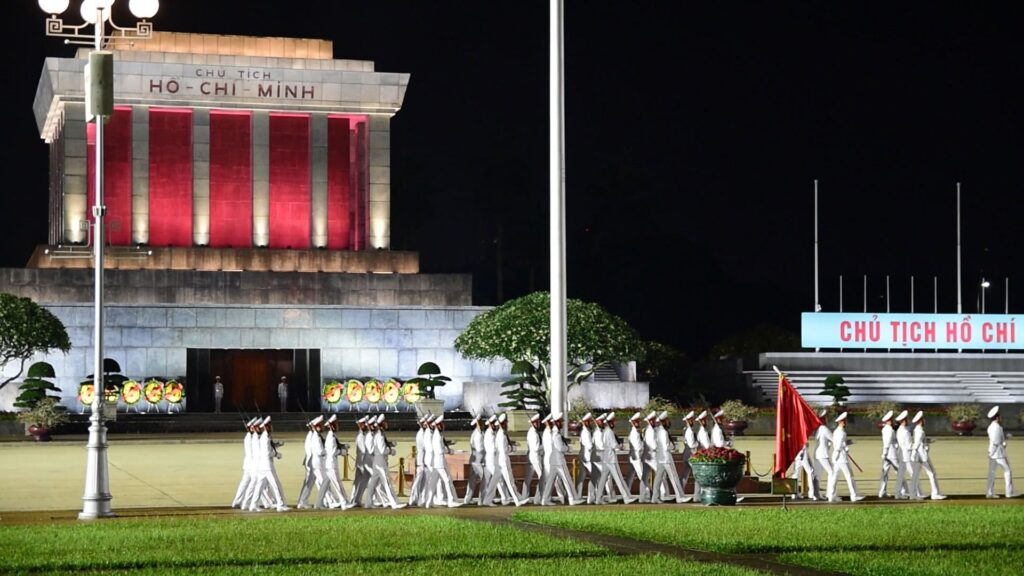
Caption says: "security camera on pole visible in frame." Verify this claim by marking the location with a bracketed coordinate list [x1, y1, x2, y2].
[36, 0, 159, 521]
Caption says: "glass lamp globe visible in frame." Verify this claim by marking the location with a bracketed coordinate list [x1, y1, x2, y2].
[38, 0, 70, 15]
[129, 0, 159, 19]
[80, 0, 111, 24]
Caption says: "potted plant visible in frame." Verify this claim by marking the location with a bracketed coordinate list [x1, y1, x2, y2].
[820, 375, 851, 410]
[719, 399, 756, 436]
[947, 403, 981, 436]
[689, 446, 747, 505]
[864, 401, 901, 429]
[406, 362, 450, 418]
[497, 360, 550, 431]
[16, 398, 69, 442]
[14, 361, 63, 439]
[566, 397, 592, 436]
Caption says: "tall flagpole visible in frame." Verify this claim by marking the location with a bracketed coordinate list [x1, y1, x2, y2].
[814, 179, 820, 312]
[549, 0, 567, 431]
[956, 183, 962, 315]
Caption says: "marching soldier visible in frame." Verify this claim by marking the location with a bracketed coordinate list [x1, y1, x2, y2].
[320, 414, 355, 509]
[575, 412, 596, 502]
[231, 418, 258, 508]
[596, 413, 637, 504]
[623, 412, 650, 502]
[351, 416, 370, 506]
[711, 409, 728, 448]
[363, 414, 406, 509]
[430, 415, 462, 507]
[247, 416, 290, 512]
[652, 410, 688, 503]
[909, 411, 946, 500]
[813, 409, 833, 494]
[540, 413, 582, 505]
[464, 415, 486, 504]
[895, 410, 918, 499]
[520, 413, 545, 504]
[877, 410, 904, 499]
[826, 412, 864, 503]
[496, 414, 524, 506]
[696, 411, 712, 450]
[297, 415, 325, 509]
[408, 415, 429, 506]
[681, 411, 701, 500]
[791, 441, 820, 500]
[986, 406, 1018, 498]
[589, 414, 608, 503]
[479, 415, 504, 505]
[539, 414, 568, 503]
[642, 411, 660, 500]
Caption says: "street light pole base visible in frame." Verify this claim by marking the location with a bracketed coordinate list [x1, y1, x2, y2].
[78, 497, 115, 520]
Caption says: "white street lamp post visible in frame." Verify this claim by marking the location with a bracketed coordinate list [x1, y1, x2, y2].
[981, 278, 990, 314]
[37, 0, 158, 521]
[549, 0, 567, 432]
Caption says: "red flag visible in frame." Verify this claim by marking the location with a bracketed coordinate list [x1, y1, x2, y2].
[774, 369, 822, 477]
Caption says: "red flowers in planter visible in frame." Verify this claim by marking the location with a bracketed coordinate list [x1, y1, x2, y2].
[689, 447, 746, 464]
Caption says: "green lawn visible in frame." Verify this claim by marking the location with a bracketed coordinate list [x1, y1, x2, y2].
[0, 514, 762, 576]
[515, 505, 1024, 575]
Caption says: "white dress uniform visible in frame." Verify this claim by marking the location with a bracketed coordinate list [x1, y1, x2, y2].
[877, 413, 904, 499]
[319, 417, 352, 509]
[895, 414, 919, 499]
[642, 413, 659, 499]
[363, 416, 405, 509]
[540, 414, 580, 505]
[622, 413, 650, 502]
[231, 419, 257, 508]
[826, 414, 863, 502]
[814, 418, 834, 483]
[682, 414, 702, 499]
[463, 417, 486, 504]
[520, 415, 545, 503]
[426, 417, 460, 507]
[408, 417, 428, 506]
[246, 418, 289, 512]
[711, 411, 727, 448]
[480, 421, 508, 505]
[652, 416, 687, 503]
[696, 414, 712, 450]
[297, 416, 324, 508]
[791, 444, 820, 500]
[350, 419, 370, 505]
[590, 417, 609, 503]
[494, 417, 522, 505]
[576, 416, 595, 502]
[909, 412, 946, 500]
[595, 415, 636, 504]
[986, 407, 1017, 498]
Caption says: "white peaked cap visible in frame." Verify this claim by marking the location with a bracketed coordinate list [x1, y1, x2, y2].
[988, 406, 1000, 418]
[417, 415, 427, 423]
[542, 414, 552, 423]
[262, 416, 272, 425]
[895, 410, 909, 422]
[595, 413, 607, 421]
[818, 409, 827, 418]
[630, 412, 642, 422]
[309, 415, 324, 426]
[683, 411, 695, 420]
[581, 412, 593, 421]
[912, 411, 924, 424]
[645, 411, 658, 421]
[357, 416, 367, 424]
[487, 415, 497, 424]
[835, 412, 848, 423]
[697, 410, 708, 420]
[713, 410, 724, 418]
[552, 412, 563, 420]
[498, 413, 507, 423]
[434, 414, 444, 424]
[881, 410, 894, 423]
[658, 410, 669, 420]
[425, 414, 435, 423]
[327, 414, 337, 424]
[376, 414, 386, 424]
[246, 417, 257, 426]
[470, 415, 480, 425]
[607, 412, 617, 421]
[530, 413, 541, 422]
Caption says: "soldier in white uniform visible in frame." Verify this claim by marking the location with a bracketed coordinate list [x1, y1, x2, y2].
[595, 413, 637, 504]
[213, 376, 224, 414]
[622, 412, 650, 502]
[496, 414, 524, 506]
[895, 410, 919, 499]
[711, 409, 728, 448]
[909, 411, 946, 500]
[540, 413, 582, 505]
[538, 414, 568, 503]
[297, 415, 325, 508]
[681, 411, 702, 501]
[407, 415, 428, 506]
[479, 416, 505, 505]
[427, 414, 461, 507]
[813, 409, 833, 494]
[696, 411, 712, 450]
[575, 413, 595, 502]
[791, 441, 819, 500]
[877, 410, 904, 499]
[826, 412, 864, 503]
[363, 414, 406, 509]
[231, 418, 259, 508]
[277, 377, 288, 412]
[319, 414, 354, 509]
[652, 410, 688, 503]
[350, 416, 370, 506]
[463, 415, 486, 504]
[247, 416, 290, 512]
[642, 411, 660, 500]
[986, 406, 1018, 498]
[520, 413, 545, 504]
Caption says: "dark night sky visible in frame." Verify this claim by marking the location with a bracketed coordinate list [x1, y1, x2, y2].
[4, 2, 1024, 358]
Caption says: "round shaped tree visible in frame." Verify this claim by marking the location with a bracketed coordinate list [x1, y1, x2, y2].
[454, 292, 645, 409]
[0, 293, 71, 393]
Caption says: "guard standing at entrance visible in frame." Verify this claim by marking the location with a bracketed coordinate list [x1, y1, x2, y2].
[214, 376, 224, 414]
[278, 376, 288, 412]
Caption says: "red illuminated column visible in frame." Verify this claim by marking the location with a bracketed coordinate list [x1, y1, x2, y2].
[268, 113, 311, 250]
[148, 108, 193, 247]
[209, 110, 253, 247]
[86, 106, 132, 246]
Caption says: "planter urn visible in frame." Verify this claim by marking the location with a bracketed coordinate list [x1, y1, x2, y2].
[724, 420, 749, 436]
[951, 420, 977, 436]
[689, 459, 745, 505]
[26, 424, 52, 442]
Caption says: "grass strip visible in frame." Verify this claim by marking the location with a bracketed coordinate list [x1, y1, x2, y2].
[0, 514, 603, 573]
[514, 505, 1024, 554]
[10, 555, 766, 576]
[777, 549, 1024, 576]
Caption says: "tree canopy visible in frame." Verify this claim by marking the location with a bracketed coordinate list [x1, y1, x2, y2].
[0, 293, 71, 391]
[454, 291, 645, 374]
